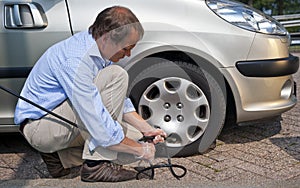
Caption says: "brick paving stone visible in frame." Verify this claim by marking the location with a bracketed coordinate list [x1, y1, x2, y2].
[222, 169, 273, 184]
[264, 157, 299, 172]
[237, 128, 276, 142]
[186, 154, 217, 166]
[235, 161, 272, 178]
[265, 163, 300, 180]
[204, 151, 232, 162]
[229, 149, 278, 169]
[176, 170, 210, 182]
[263, 150, 293, 162]
[206, 167, 246, 181]
[251, 140, 282, 151]
[235, 143, 289, 162]
[1, 153, 43, 179]
[245, 126, 281, 139]
[0, 159, 15, 180]
[209, 158, 244, 171]
[12, 166, 42, 179]
[1, 154, 24, 169]
[213, 141, 236, 152]
[145, 157, 212, 181]
[289, 173, 300, 180]
[217, 129, 235, 140]
[186, 162, 217, 177]
[159, 168, 211, 182]
[225, 132, 256, 144]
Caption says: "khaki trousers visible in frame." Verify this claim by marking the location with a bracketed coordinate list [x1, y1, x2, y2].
[22, 65, 142, 168]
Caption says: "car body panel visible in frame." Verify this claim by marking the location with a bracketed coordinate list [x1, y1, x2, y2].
[67, 0, 255, 69]
[248, 33, 290, 60]
[221, 67, 296, 122]
[0, 0, 298, 132]
[0, 0, 72, 131]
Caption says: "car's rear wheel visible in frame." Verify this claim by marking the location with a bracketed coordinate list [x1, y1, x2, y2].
[128, 60, 226, 157]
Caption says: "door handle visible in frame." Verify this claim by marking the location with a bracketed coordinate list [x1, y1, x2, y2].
[4, 3, 47, 29]
[12, 5, 23, 26]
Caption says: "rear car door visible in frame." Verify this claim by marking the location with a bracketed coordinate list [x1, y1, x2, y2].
[0, 0, 72, 131]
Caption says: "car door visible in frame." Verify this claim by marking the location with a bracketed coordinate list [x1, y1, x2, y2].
[0, 0, 72, 131]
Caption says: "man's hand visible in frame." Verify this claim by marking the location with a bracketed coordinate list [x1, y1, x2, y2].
[123, 111, 167, 144]
[136, 142, 156, 161]
[143, 128, 167, 144]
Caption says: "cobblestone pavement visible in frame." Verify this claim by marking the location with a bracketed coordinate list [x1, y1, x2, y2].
[0, 54, 299, 187]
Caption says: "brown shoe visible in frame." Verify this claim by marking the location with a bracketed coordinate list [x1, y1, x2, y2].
[40, 152, 71, 178]
[80, 160, 136, 182]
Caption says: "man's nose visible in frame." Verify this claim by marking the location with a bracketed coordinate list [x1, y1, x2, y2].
[125, 49, 131, 57]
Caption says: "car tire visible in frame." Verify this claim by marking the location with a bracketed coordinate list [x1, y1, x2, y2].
[128, 59, 226, 157]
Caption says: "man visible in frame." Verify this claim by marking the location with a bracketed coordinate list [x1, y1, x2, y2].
[14, 6, 166, 182]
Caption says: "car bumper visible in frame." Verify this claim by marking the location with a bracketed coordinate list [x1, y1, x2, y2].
[236, 54, 299, 77]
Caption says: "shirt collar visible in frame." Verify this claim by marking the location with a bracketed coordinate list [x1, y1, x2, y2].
[88, 36, 111, 67]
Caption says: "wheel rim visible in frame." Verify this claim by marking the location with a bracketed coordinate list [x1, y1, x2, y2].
[138, 77, 210, 147]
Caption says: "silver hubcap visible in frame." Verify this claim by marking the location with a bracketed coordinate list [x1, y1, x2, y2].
[138, 77, 210, 147]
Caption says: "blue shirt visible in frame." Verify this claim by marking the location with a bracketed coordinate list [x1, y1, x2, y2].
[14, 31, 136, 150]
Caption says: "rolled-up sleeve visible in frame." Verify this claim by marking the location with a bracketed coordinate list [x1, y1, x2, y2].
[123, 98, 136, 113]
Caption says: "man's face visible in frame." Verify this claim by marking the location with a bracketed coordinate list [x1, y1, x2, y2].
[109, 43, 136, 63]
[98, 28, 140, 63]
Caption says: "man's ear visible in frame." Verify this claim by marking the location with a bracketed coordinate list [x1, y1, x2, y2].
[101, 33, 109, 42]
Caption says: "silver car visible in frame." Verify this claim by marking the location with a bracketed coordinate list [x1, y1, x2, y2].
[0, 0, 298, 156]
